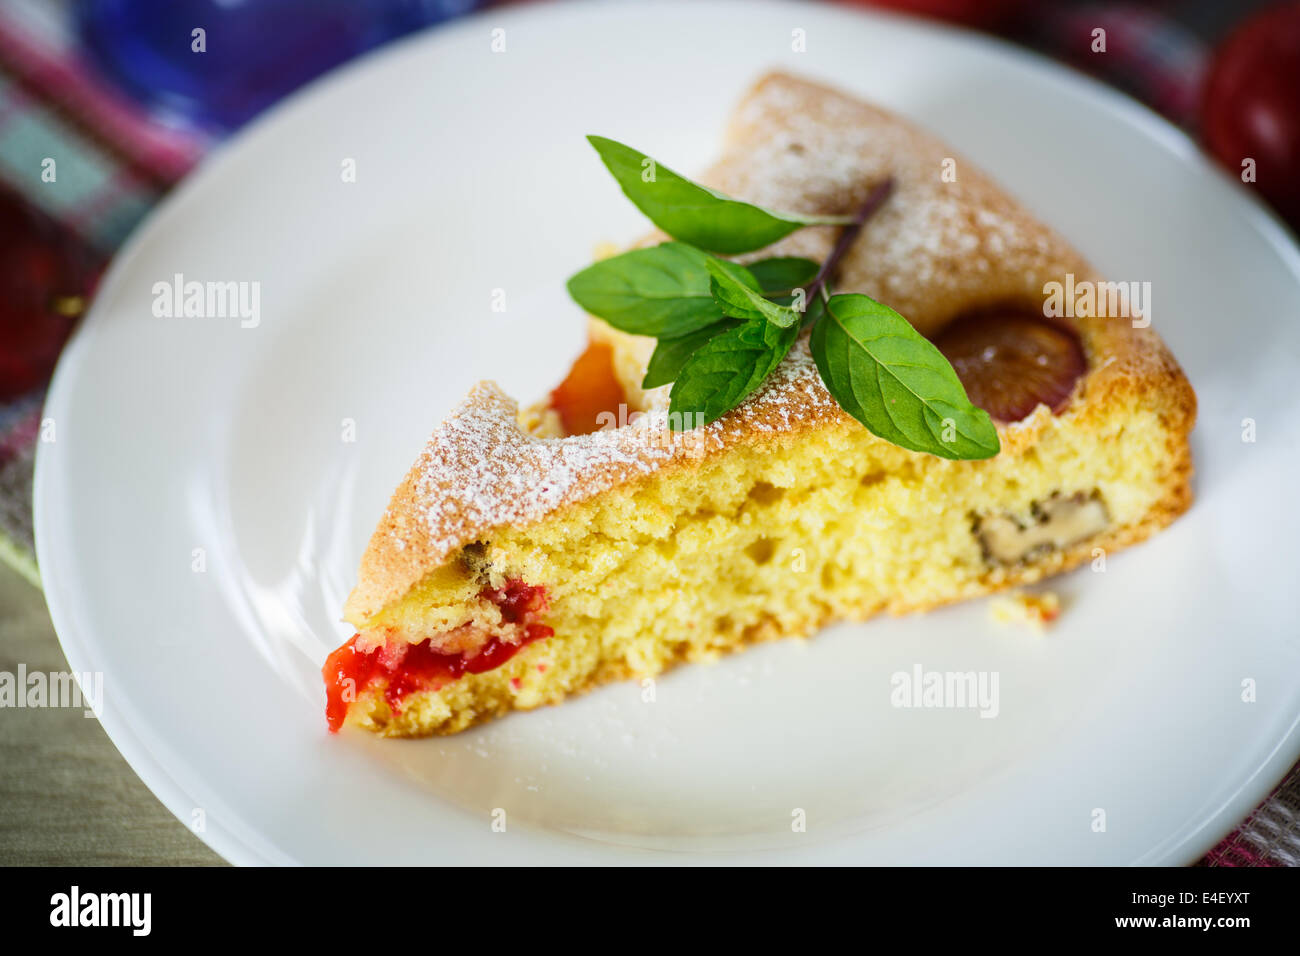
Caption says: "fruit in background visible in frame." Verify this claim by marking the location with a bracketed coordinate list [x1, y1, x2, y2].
[0, 191, 99, 401]
[549, 341, 626, 436]
[839, 0, 1025, 30]
[1202, 2, 1300, 230]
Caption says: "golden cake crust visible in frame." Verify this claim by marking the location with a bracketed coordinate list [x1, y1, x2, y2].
[344, 72, 1196, 628]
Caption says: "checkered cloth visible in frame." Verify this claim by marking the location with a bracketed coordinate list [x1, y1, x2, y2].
[0, 0, 1295, 865]
[0, 0, 203, 584]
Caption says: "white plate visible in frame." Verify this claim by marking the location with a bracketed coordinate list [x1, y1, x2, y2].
[36, 0, 1300, 865]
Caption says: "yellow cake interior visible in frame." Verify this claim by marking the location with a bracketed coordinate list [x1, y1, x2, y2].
[344, 351, 1180, 737]
[331, 71, 1197, 739]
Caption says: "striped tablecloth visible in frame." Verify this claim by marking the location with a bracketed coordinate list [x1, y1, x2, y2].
[0, 0, 1295, 865]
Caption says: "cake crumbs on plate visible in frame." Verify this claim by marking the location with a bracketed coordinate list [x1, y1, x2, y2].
[990, 590, 1061, 631]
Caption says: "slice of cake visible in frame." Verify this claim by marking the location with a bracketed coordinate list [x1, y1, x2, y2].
[324, 73, 1195, 737]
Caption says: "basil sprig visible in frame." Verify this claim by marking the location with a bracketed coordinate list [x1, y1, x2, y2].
[703, 258, 800, 329]
[744, 257, 820, 299]
[642, 319, 739, 390]
[669, 317, 801, 426]
[566, 136, 1000, 460]
[566, 242, 745, 338]
[811, 295, 1000, 460]
[587, 136, 853, 254]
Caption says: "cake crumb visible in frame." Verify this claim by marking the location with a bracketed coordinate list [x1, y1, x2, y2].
[990, 591, 1061, 631]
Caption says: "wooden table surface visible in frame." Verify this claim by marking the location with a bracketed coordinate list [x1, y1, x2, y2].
[0, 564, 224, 865]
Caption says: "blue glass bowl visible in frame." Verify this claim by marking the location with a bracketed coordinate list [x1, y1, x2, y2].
[77, 0, 482, 132]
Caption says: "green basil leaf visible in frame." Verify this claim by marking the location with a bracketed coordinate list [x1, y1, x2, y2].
[746, 257, 820, 294]
[704, 258, 800, 328]
[710, 256, 764, 290]
[640, 256, 808, 389]
[566, 242, 757, 338]
[641, 319, 740, 389]
[668, 317, 800, 428]
[810, 294, 1001, 460]
[587, 136, 852, 254]
[797, 293, 826, 329]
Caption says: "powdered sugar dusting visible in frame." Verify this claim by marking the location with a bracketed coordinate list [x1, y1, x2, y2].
[396, 336, 839, 561]
[717, 74, 1085, 338]
[346, 73, 1095, 620]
